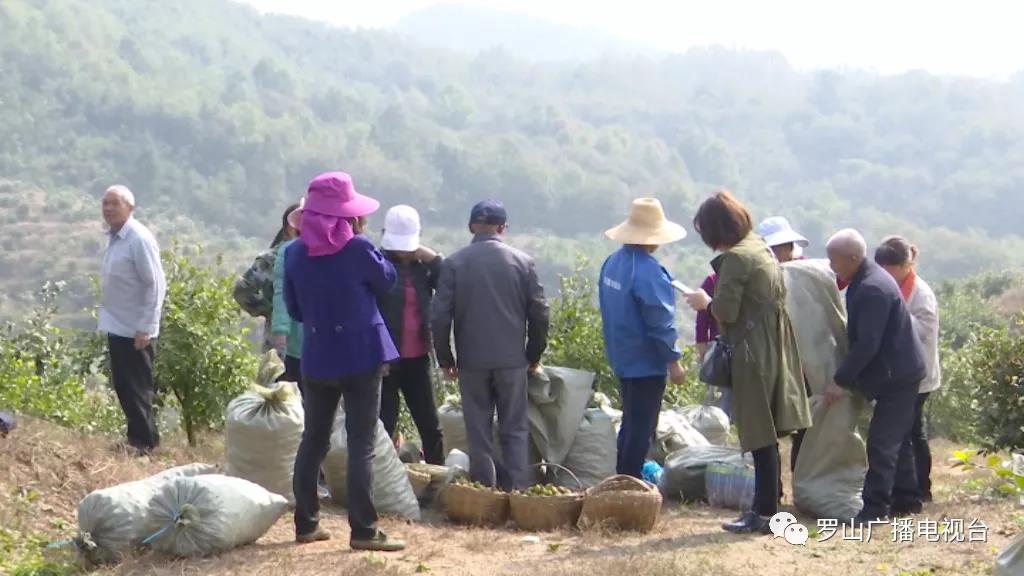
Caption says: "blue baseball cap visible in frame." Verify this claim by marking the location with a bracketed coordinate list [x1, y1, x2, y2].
[469, 199, 507, 225]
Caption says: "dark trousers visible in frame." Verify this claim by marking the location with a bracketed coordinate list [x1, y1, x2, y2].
[861, 382, 920, 518]
[294, 369, 382, 540]
[276, 355, 304, 394]
[380, 355, 444, 465]
[459, 367, 529, 491]
[617, 376, 667, 479]
[752, 443, 780, 517]
[910, 392, 932, 501]
[108, 335, 159, 450]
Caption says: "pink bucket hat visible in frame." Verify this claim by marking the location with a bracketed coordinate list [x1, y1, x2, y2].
[304, 172, 379, 218]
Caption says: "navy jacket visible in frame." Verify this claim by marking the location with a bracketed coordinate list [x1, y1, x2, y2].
[835, 260, 926, 398]
[284, 235, 398, 380]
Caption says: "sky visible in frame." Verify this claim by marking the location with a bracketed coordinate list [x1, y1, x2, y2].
[241, 0, 1023, 79]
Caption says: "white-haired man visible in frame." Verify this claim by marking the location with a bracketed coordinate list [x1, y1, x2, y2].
[825, 228, 926, 522]
[100, 185, 166, 455]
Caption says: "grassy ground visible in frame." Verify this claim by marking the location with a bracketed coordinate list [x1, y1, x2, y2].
[2, 417, 1020, 576]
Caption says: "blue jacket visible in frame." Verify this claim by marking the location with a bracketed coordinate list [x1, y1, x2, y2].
[598, 246, 681, 379]
[284, 235, 399, 380]
[835, 260, 926, 398]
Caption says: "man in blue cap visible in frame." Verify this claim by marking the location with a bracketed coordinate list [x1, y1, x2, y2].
[432, 200, 550, 491]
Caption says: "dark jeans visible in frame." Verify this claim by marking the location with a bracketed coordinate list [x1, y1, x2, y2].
[293, 369, 382, 540]
[276, 355, 304, 395]
[617, 376, 667, 479]
[459, 367, 530, 491]
[380, 355, 444, 465]
[108, 335, 159, 450]
[910, 392, 932, 501]
[861, 381, 920, 518]
[752, 443, 780, 517]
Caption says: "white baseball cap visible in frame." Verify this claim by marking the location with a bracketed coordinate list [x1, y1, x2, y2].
[757, 216, 810, 249]
[381, 204, 421, 252]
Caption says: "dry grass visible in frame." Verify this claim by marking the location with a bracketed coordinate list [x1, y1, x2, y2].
[1, 417, 1020, 576]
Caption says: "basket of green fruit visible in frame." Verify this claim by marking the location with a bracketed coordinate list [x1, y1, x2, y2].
[442, 460, 509, 527]
[509, 463, 584, 531]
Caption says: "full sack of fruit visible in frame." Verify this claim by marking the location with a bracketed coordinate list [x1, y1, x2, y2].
[76, 463, 216, 564]
[323, 410, 421, 521]
[225, 350, 304, 503]
[142, 474, 287, 557]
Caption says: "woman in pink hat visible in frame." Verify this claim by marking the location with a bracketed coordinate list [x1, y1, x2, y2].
[283, 171, 405, 552]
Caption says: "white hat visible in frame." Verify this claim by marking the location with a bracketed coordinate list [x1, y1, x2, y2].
[757, 216, 809, 249]
[381, 205, 421, 252]
[604, 198, 687, 246]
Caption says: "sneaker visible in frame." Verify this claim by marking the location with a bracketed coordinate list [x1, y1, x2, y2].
[722, 511, 771, 535]
[296, 526, 332, 544]
[351, 530, 406, 552]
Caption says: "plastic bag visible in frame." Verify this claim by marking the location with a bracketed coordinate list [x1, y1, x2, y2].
[705, 460, 755, 510]
[225, 352, 304, 502]
[676, 405, 730, 446]
[648, 410, 709, 464]
[143, 474, 287, 557]
[784, 259, 867, 520]
[559, 407, 617, 489]
[438, 396, 468, 456]
[527, 367, 594, 466]
[995, 531, 1024, 576]
[76, 463, 216, 563]
[323, 411, 421, 521]
[658, 445, 745, 501]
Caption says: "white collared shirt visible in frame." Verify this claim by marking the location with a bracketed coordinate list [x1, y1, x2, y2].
[98, 217, 166, 338]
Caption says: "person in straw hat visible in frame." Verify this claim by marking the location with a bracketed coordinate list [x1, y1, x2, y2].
[598, 198, 688, 480]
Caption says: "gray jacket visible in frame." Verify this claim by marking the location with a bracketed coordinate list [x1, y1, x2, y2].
[431, 233, 550, 371]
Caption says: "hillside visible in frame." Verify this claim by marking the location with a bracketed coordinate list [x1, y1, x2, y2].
[1, 0, 1024, 318]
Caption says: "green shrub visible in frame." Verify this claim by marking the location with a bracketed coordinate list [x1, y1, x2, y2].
[543, 255, 617, 402]
[156, 243, 258, 446]
[929, 271, 1023, 442]
[0, 283, 122, 434]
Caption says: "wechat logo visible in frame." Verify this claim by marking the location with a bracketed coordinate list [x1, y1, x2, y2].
[770, 512, 809, 545]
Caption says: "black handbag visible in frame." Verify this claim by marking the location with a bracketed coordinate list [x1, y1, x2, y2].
[699, 299, 776, 389]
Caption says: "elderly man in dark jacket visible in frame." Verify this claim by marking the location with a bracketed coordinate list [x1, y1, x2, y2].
[826, 228, 927, 522]
[432, 200, 550, 491]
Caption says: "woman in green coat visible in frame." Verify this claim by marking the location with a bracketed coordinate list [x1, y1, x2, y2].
[684, 190, 811, 534]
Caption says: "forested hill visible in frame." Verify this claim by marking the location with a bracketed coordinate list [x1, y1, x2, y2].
[1, 0, 1023, 319]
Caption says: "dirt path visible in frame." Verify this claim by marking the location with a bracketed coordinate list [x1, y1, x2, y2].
[2, 418, 1018, 576]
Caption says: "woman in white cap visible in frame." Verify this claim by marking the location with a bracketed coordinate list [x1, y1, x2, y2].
[598, 198, 688, 480]
[757, 216, 810, 263]
[376, 205, 446, 465]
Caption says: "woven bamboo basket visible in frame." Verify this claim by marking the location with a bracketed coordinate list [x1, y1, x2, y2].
[510, 463, 584, 532]
[406, 466, 432, 500]
[442, 459, 509, 527]
[578, 474, 662, 533]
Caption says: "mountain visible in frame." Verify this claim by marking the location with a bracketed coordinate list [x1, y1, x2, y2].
[396, 4, 657, 61]
[1, 0, 1023, 320]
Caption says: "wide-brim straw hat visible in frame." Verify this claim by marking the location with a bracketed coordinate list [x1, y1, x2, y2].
[605, 198, 687, 245]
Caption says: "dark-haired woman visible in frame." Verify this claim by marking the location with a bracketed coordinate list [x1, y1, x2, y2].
[875, 236, 940, 506]
[683, 190, 811, 534]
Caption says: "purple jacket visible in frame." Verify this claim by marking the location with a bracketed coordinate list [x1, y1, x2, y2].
[284, 234, 398, 380]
